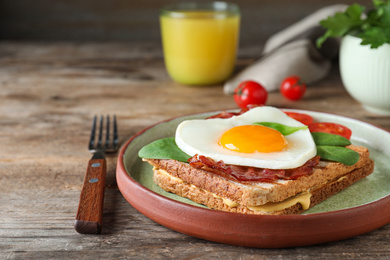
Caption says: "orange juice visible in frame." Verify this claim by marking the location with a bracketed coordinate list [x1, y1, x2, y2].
[160, 3, 240, 85]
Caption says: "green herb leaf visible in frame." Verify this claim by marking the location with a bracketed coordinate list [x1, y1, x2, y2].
[360, 3, 390, 48]
[253, 122, 308, 136]
[360, 26, 389, 48]
[317, 4, 365, 47]
[138, 137, 191, 162]
[311, 132, 351, 146]
[317, 0, 390, 49]
[316, 146, 360, 166]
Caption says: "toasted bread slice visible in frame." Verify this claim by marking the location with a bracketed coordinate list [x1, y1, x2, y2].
[152, 159, 373, 215]
[144, 145, 373, 209]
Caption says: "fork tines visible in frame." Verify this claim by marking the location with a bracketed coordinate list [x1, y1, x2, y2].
[89, 115, 118, 152]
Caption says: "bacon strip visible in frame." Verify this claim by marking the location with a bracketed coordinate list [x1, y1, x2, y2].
[188, 155, 320, 183]
[206, 105, 262, 119]
[206, 111, 241, 119]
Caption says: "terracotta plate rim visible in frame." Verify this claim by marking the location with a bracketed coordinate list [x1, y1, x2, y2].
[116, 108, 390, 248]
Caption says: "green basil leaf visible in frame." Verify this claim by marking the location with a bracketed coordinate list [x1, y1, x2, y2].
[253, 122, 308, 136]
[138, 137, 191, 162]
[316, 146, 360, 166]
[311, 132, 351, 146]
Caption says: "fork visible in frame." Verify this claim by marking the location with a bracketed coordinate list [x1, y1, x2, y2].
[74, 115, 119, 234]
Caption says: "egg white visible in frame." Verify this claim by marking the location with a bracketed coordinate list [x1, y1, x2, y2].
[175, 106, 317, 169]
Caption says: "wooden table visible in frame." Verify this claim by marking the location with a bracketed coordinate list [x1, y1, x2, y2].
[1, 41, 389, 259]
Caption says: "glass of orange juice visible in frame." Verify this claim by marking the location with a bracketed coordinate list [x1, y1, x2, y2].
[160, 2, 240, 86]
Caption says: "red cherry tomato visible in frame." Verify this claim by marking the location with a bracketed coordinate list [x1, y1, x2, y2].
[308, 122, 352, 140]
[280, 76, 306, 101]
[284, 112, 313, 126]
[234, 81, 268, 109]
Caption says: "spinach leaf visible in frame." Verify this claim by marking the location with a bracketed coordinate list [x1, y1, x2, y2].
[138, 137, 191, 162]
[311, 132, 351, 146]
[253, 122, 308, 136]
[138, 131, 359, 167]
[316, 146, 360, 166]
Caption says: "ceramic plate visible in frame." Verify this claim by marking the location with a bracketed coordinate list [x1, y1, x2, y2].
[116, 109, 390, 248]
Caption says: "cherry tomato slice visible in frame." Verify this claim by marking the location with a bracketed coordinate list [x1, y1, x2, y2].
[234, 81, 268, 109]
[308, 122, 352, 140]
[284, 112, 313, 125]
[280, 76, 306, 101]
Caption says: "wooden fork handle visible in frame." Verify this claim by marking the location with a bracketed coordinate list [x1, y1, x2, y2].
[74, 158, 106, 234]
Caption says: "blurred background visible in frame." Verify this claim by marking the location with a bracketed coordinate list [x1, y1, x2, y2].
[0, 0, 367, 46]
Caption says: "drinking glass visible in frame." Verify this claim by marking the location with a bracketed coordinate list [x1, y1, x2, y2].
[160, 2, 240, 85]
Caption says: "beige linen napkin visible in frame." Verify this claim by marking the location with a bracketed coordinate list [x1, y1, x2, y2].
[224, 4, 348, 94]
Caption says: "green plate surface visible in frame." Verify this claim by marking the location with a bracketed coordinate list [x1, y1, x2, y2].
[123, 109, 390, 214]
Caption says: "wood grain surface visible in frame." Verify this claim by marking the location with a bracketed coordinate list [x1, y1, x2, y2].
[0, 0, 367, 44]
[0, 38, 389, 260]
[0, 42, 390, 259]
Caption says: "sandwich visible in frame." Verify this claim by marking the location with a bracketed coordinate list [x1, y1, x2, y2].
[139, 106, 374, 215]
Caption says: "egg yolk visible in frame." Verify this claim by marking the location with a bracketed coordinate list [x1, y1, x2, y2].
[219, 125, 287, 153]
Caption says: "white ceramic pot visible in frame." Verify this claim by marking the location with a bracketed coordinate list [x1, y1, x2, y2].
[340, 35, 390, 115]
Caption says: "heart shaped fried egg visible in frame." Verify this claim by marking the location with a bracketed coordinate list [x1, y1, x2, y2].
[175, 106, 316, 169]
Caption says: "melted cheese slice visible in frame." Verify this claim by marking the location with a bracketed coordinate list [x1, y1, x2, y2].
[155, 167, 183, 183]
[248, 192, 311, 212]
[222, 198, 239, 208]
[156, 168, 312, 213]
[246, 175, 348, 213]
